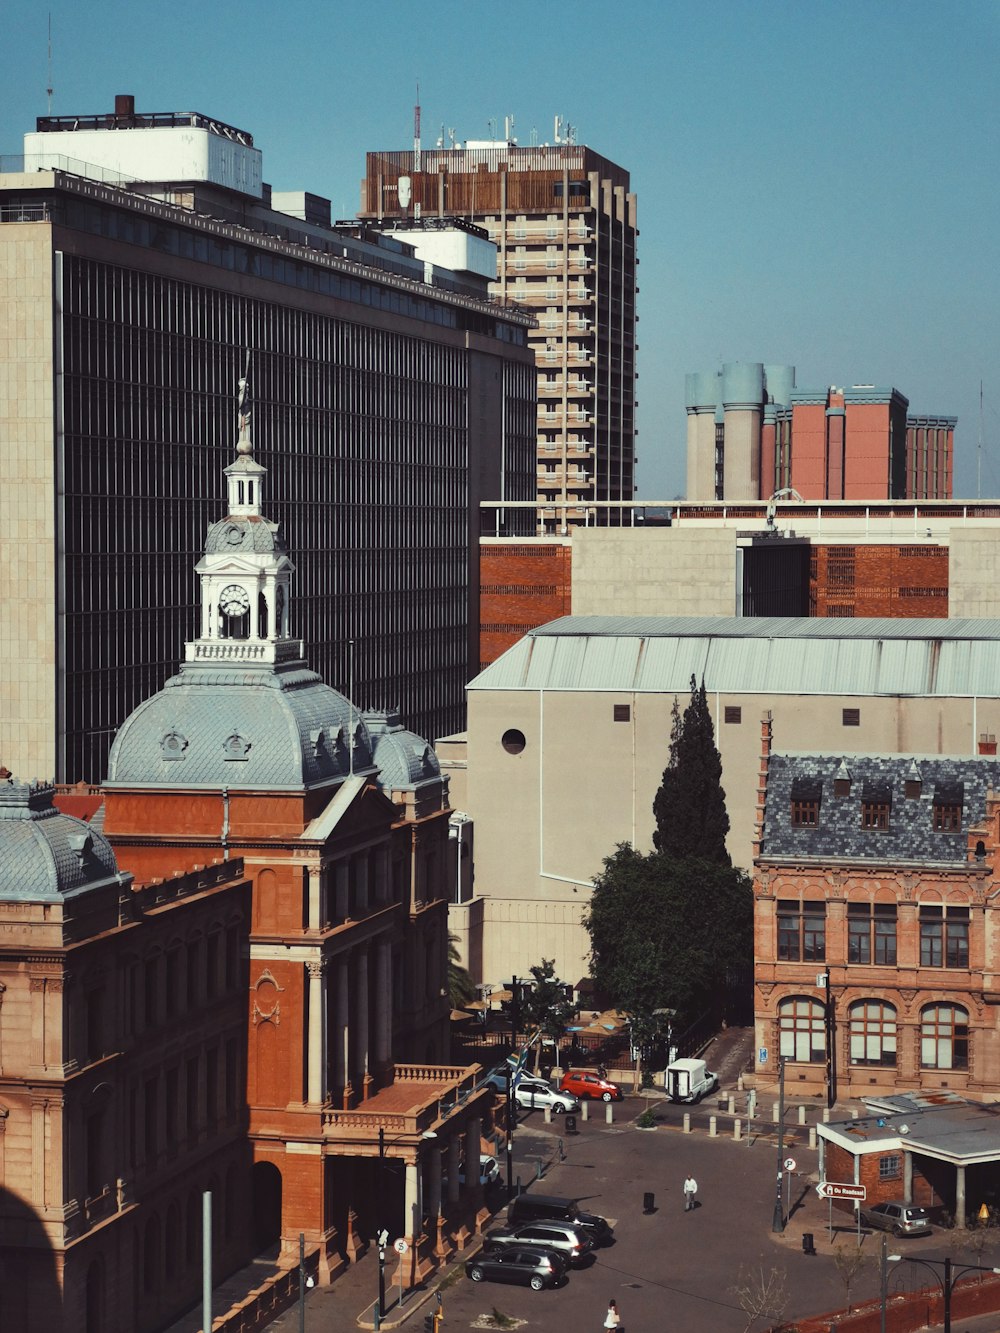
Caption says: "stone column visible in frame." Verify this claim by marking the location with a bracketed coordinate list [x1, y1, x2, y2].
[464, 1116, 482, 1190]
[956, 1164, 966, 1229]
[903, 1150, 913, 1204]
[335, 959, 350, 1104]
[405, 1161, 420, 1240]
[375, 940, 392, 1070]
[355, 950, 370, 1095]
[335, 862, 349, 923]
[307, 866, 322, 932]
[375, 847, 389, 904]
[447, 1135, 461, 1204]
[307, 960, 326, 1105]
[427, 1142, 442, 1217]
[356, 850, 370, 914]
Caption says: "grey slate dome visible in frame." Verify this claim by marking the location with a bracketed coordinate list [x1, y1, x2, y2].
[107, 662, 375, 789]
[0, 778, 122, 901]
[203, 514, 286, 556]
[365, 709, 441, 791]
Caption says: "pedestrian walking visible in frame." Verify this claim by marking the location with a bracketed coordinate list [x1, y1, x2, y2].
[603, 1297, 622, 1329]
[683, 1173, 698, 1211]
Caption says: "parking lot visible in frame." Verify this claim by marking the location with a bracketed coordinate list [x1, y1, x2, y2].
[270, 1092, 1000, 1332]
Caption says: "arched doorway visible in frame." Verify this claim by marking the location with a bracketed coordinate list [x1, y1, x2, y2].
[252, 1161, 282, 1251]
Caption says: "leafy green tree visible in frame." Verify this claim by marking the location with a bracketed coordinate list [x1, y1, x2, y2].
[520, 959, 576, 1071]
[652, 675, 730, 865]
[448, 933, 476, 1009]
[585, 844, 753, 1030]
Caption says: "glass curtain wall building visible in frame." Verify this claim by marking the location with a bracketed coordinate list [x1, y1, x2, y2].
[1, 158, 536, 784]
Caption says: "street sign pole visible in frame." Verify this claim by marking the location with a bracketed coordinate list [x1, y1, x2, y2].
[771, 1058, 785, 1233]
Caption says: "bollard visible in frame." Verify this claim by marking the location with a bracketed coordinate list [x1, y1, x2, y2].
[737, 1073, 744, 1092]
[728, 1094, 735, 1115]
[822, 1107, 830, 1123]
[709, 1115, 717, 1138]
[682, 1112, 691, 1134]
[809, 1127, 817, 1149]
[850, 1108, 858, 1119]
[581, 1101, 589, 1122]
[798, 1106, 806, 1125]
[544, 1107, 552, 1125]
[605, 1102, 614, 1125]
[772, 1103, 780, 1123]
[733, 1118, 741, 1141]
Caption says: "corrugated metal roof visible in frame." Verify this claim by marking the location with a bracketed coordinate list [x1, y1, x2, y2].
[469, 617, 1000, 697]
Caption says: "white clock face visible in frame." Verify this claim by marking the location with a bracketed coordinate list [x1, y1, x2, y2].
[220, 584, 250, 616]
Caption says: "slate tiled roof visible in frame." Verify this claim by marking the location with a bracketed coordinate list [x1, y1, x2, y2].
[203, 514, 286, 556]
[0, 778, 125, 901]
[106, 659, 376, 790]
[761, 752, 1000, 864]
[364, 708, 442, 791]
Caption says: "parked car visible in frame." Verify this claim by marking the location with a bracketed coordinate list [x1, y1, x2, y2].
[507, 1192, 615, 1247]
[559, 1069, 624, 1103]
[465, 1245, 567, 1290]
[444, 1154, 502, 1190]
[514, 1078, 580, 1114]
[664, 1057, 719, 1103]
[483, 1064, 519, 1093]
[860, 1200, 933, 1237]
[484, 1220, 594, 1266]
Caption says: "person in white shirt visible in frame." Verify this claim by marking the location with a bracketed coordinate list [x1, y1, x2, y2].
[683, 1173, 698, 1211]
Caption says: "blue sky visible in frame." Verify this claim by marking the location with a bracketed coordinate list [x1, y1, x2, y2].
[5, 0, 998, 499]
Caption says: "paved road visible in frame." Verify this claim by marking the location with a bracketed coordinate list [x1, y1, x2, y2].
[266, 1095, 1000, 1332]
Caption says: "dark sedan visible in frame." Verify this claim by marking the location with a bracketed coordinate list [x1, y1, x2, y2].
[465, 1245, 568, 1290]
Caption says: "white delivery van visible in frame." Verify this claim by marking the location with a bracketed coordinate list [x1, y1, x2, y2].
[664, 1057, 718, 1103]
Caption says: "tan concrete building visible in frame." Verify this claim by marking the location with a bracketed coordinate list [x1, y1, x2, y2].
[444, 617, 1000, 989]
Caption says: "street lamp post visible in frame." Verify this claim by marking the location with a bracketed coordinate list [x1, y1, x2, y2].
[771, 1057, 785, 1233]
[505, 1066, 516, 1197]
[374, 1126, 438, 1331]
[888, 1253, 1000, 1333]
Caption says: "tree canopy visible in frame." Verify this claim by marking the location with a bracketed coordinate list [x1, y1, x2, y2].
[520, 959, 576, 1069]
[652, 675, 730, 865]
[585, 845, 753, 1028]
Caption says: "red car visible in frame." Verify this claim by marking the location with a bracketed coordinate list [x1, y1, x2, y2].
[559, 1069, 623, 1102]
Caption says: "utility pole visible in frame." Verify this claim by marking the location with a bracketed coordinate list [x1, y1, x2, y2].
[772, 1058, 785, 1232]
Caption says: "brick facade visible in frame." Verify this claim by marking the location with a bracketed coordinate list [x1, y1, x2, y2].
[810, 544, 949, 618]
[479, 540, 572, 667]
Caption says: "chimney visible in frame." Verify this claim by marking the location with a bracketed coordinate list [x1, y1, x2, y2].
[114, 94, 135, 119]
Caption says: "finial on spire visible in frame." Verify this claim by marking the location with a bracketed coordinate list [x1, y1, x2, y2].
[236, 353, 253, 455]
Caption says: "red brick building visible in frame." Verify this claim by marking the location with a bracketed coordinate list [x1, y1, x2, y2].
[0, 773, 251, 1333]
[45, 417, 498, 1320]
[752, 717, 1000, 1111]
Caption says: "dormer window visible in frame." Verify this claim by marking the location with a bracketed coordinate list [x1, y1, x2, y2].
[933, 782, 964, 831]
[862, 801, 891, 831]
[790, 777, 822, 828]
[861, 779, 892, 831]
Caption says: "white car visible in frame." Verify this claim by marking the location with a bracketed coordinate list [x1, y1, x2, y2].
[454, 1154, 502, 1188]
[513, 1079, 580, 1114]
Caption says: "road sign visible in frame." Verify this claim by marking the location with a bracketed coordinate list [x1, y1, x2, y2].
[758, 1046, 768, 1064]
[784, 1157, 797, 1172]
[816, 1181, 866, 1201]
[393, 1238, 409, 1254]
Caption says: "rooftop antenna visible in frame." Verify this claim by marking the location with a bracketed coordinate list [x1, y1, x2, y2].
[978, 378, 984, 501]
[554, 115, 562, 144]
[46, 13, 53, 114]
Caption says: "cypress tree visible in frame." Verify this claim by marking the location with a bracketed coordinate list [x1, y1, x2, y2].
[652, 675, 730, 864]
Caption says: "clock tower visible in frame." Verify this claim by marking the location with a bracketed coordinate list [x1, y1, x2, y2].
[188, 393, 297, 664]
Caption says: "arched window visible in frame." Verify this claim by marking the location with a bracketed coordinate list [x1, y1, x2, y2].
[778, 996, 826, 1063]
[849, 1001, 897, 1067]
[921, 1004, 969, 1069]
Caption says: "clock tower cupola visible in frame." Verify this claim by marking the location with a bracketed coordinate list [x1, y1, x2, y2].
[188, 375, 299, 664]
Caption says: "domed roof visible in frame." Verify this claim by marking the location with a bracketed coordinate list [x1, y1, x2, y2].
[106, 660, 375, 790]
[0, 778, 123, 901]
[203, 515, 286, 557]
[364, 709, 441, 791]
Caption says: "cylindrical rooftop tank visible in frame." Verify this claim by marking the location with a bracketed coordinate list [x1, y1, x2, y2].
[684, 370, 720, 413]
[763, 364, 796, 407]
[721, 362, 764, 410]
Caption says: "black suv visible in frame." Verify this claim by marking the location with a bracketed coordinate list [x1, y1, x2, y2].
[507, 1192, 614, 1246]
[465, 1245, 568, 1290]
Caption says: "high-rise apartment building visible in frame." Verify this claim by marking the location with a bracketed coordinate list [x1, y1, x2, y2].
[685, 362, 955, 502]
[361, 132, 638, 532]
[0, 96, 536, 784]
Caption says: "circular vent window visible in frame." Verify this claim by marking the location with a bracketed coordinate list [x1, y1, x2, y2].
[501, 728, 526, 755]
